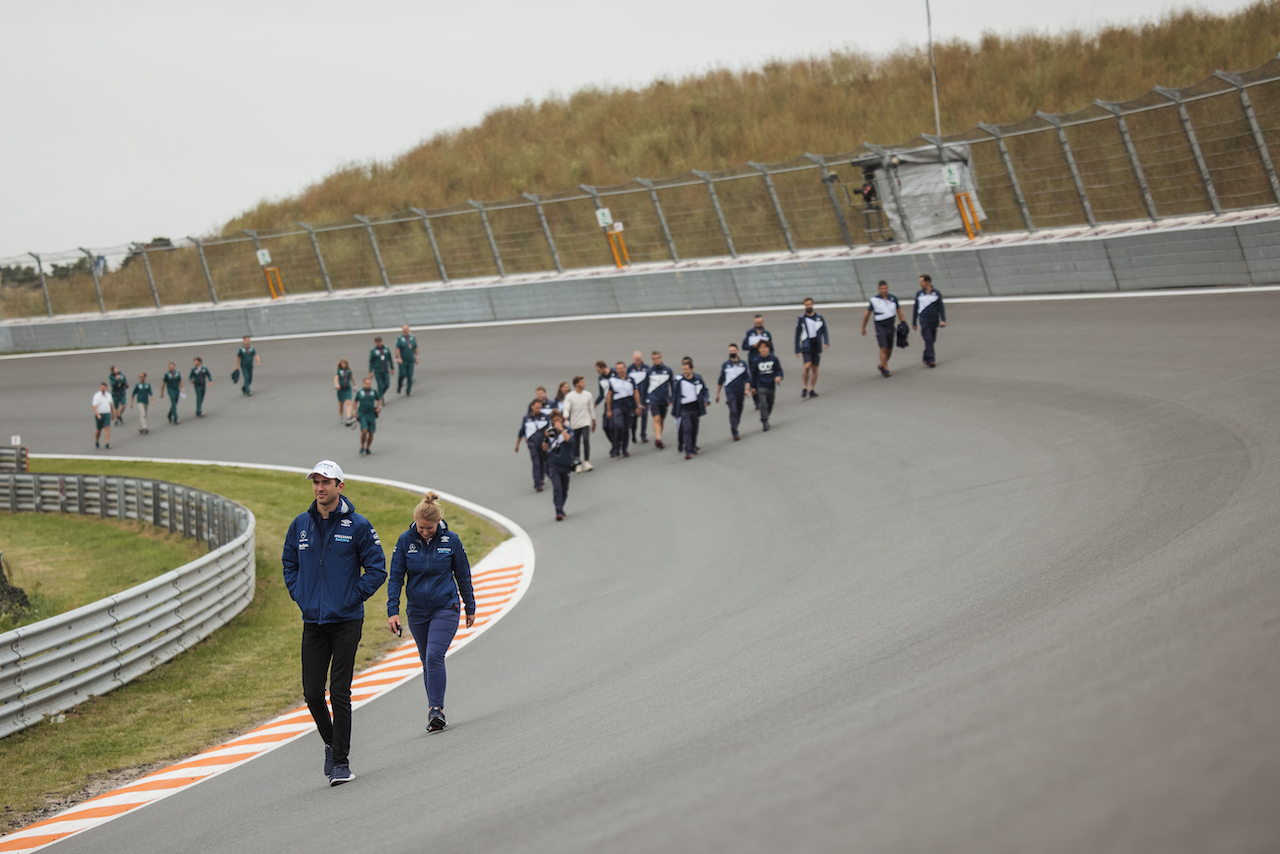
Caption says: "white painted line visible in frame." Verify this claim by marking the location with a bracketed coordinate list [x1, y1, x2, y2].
[4, 285, 1278, 360]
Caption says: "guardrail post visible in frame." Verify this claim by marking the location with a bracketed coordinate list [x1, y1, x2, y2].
[151, 481, 161, 527]
[408, 208, 449, 283]
[188, 237, 220, 303]
[635, 178, 680, 262]
[28, 253, 53, 316]
[116, 479, 125, 520]
[466, 201, 506, 278]
[98, 476, 107, 517]
[1038, 112, 1097, 227]
[691, 171, 737, 258]
[978, 124, 1036, 232]
[804, 154, 855, 248]
[297, 223, 334, 293]
[522, 193, 563, 273]
[1097, 101, 1158, 221]
[136, 244, 162, 307]
[352, 216, 392, 288]
[79, 248, 107, 312]
[1156, 87, 1221, 215]
[1213, 70, 1280, 206]
[750, 162, 797, 252]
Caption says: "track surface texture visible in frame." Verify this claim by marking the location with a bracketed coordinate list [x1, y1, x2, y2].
[4, 294, 1279, 853]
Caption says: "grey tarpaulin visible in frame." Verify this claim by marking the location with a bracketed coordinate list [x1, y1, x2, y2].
[878, 145, 987, 242]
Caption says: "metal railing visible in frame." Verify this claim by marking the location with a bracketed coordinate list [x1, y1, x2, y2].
[0, 473, 255, 738]
[0, 447, 28, 473]
[3, 55, 1280, 320]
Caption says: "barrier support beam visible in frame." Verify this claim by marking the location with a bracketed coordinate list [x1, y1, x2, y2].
[187, 237, 219, 303]
[978, 124, 1035, 232]
[1038, 112, 1097, 227]
[353, 216, 392, 288]
[804, 154, 854, 248]
[298, 223, 334, 293]
[408, 208, 448, 283]
[78, 248, 107, 313]
[466, 201, 505, 278]
[1156, 87, 1221, 215]
[28, 253, 52, 316]
[691, 170, 737, 257]
[636, 178, 680, 263]
[522, 193, 563, 273]
[750, 162, 796, 252]
[1214, 70, 1280, 206]
[1097, 101, 1158, 221]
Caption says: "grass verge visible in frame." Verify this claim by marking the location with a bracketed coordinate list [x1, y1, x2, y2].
[0, 459, 506, 833]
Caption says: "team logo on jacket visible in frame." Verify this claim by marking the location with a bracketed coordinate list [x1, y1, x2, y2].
[333, 533, 352, 543]
[407, 544, 418, 554]
[436, 547, 452, 555]
[299, 530, 307, 540]
[341, 519, 352, 527]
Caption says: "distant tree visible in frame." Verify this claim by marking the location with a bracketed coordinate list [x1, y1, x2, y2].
[0, 265, 40, 286]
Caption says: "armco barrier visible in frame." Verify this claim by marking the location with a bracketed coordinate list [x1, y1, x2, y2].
[1, 211, 1278, 353]
[0, 473, 255, 738]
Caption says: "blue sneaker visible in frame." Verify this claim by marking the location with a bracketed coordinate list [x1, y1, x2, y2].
[323, 744, 333, 778]
[329, 763, 355, 786]
[427, 707, 447, 732]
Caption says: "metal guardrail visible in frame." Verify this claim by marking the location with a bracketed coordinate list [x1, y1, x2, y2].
[0, 447, 28, 473]
[0, 473, 255, 738]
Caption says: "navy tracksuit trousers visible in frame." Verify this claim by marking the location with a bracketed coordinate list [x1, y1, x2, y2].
[548, 463, 571, 514]
[920, 322, 939, 363]
[680, 412, 700, 454]
[725, 392, 744, 437]
[408, 605, 460, 710]
[610, 406, 633, 455]
[527, 439, 547, 488]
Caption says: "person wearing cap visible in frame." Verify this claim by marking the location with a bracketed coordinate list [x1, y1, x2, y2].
[354, 376, 383, 456]
[387, 491, 474, 733]
[369, 336, 393, 399]
[394, 325, 419, 396]
[283, 460, 388, 786]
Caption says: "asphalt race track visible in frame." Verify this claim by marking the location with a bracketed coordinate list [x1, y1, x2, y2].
[4, 292, 1279, 853]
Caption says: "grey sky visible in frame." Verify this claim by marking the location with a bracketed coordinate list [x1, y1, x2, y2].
[0, 0, 1257, 260]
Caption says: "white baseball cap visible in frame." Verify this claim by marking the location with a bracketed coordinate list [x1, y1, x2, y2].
[305, 460, 344, 482]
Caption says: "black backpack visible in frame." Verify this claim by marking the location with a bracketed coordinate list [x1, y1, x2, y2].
[896, 322, 910, 349]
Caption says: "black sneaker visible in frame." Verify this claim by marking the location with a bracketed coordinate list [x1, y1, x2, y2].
[323, 745, 334, 778]
[329, 763, 355, 786]
[762, 422, 770, 432]
[427, 707, 447, 732]
[878, 366, 890, 378]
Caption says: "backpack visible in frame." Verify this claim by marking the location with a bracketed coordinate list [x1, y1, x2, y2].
[896, 322, 910, 349]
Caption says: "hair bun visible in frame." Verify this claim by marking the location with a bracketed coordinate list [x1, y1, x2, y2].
[423, 490, 439, 502]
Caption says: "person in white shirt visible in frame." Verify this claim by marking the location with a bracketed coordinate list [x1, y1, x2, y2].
[91, 382, 113, 449]
[861, 280, 907, 378]
[561, 375, 597, 473]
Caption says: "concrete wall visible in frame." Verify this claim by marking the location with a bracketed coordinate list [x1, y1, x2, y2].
[4, 218, 1278, 353]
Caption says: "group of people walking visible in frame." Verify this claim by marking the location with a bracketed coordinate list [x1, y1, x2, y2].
[514, 283, 948, 519]
[89, 336, 261, 449]
[284, 461, 475, 786]
[333, 325, 419, 456]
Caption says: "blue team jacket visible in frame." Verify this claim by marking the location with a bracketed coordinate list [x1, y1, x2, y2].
[671, 373, 709, 417]
[717, 358, 751, 395]
[282, 496, 387, 625]
[387, 519, 476, 617]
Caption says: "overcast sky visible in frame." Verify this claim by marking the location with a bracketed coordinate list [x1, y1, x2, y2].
[0, 0, 1258, 260]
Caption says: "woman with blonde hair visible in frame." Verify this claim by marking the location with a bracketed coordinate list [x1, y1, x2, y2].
[386, 491, 476, 731]
[334, 358, 354, 424]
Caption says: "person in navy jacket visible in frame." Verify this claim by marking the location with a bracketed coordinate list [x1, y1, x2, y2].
[626, 352, 651, 445]
[750, 339, 784, 431]
[542, 410, 575, 520]
[282, 460, 388, 786]
[593, 361, 615, 447]
[714, 343, 751, 441]
[672, 357, 709, 460]
[794, 298, 830, 398]
[604, 360, 641, 458]
[912, 274, 947, 367]
[861, 280, 907, 378]
[514, 398, 550, 491]
[386, 491, 475, 733]
[645, 351, 675, 450]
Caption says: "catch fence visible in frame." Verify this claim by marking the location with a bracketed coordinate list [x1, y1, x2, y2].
[4, 55, 1280, 320]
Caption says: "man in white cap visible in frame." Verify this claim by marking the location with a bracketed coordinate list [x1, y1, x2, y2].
[281, 460, 387, 787]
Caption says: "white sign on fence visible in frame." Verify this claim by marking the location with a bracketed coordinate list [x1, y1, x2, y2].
[9, 436, 19, 446]
[941, 164, 960, 188]
[595, 208, 613, 229]
[256, 249, 272, 266]
[611, 221, 625, 233]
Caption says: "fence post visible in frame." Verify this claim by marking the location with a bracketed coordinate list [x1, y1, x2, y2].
[187, 238, 219, 303]
[28, 253, 53, 316]
[78, 248, 107, 313]
[1213, 70, 1280, 206]
[408, 208, 448, 283]
[298, 223, 334, 293]
[749, 162, 797, 252]
[1037, 112, 1097, 227]
[635, 178, 680, 262]
[133, 244, 161, 307]
[1096, 101, 1158, 221]
[521, 193, 563, 273]
[804, 154, 855, 248]
[866, 147, 915, 244]
[690, 171, 737, 258]
[978, 124, 1035, 232]
[352, 216, 392, 288]
[466, 201, 505, 278]
[1156, 87, 1221, 215]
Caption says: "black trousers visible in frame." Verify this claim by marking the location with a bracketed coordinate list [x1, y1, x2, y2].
[680, 411, 701, 453]
[301, 619, 363, 765]
[757, 385, 776, 424]
[548, 463, 571, 514]
[527, 439, 547, 487]
[725, 392, 744, 437]
[610, 406, 633, 455]
[920, 322, 939, 362]
[632, 404, 648, 441]
[573, 426, 591, 463]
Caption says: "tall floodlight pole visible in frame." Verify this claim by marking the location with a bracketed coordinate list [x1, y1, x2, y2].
[927, 0, 943, 155]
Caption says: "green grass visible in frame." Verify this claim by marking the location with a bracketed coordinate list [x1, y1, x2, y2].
[0, 515, 206, 632]
[0, 459, 506, 832]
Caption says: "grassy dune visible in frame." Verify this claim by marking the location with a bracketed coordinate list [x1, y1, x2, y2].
[226, 1, 1280, 233]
